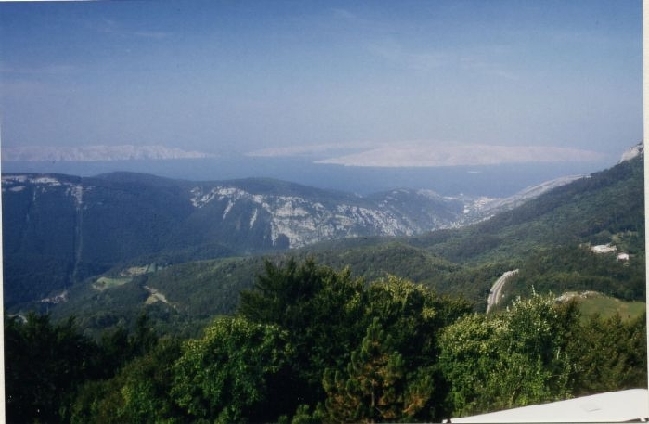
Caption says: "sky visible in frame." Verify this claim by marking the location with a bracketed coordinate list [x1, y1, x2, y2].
[0, 0, 642, 166]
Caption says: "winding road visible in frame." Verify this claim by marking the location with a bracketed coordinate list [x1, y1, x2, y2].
[486, 269, 519, 314]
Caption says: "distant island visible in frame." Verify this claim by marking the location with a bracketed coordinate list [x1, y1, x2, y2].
[1, 145, 215, 162]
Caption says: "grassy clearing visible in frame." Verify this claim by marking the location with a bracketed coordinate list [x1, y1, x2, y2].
[93, 276, 133, 291]
[575, 292, 645, 321]
[121, 263, 161, 277]
[92, 263, 164, 291]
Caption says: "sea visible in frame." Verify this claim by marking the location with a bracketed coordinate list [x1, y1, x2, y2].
[1, 156, 616, 198]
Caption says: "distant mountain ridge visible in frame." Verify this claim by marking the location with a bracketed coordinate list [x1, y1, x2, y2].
[1, 149, 636, 306]
[1, 171, 570, 306]
[40, 151, 644, 337]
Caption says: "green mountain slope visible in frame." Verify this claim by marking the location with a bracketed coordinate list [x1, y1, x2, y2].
[43, 155, 644, 336]
[298, 155, 644, 309]
[2, 172, 467, 307]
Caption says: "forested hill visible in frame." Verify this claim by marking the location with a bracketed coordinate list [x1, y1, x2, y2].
[308, 153, 644, 306]
[4, 154, 645, 423]
[413, 151, 644, 262]
[2, 159, 585, 307]
[8, 257, 646, 423]
[37, 153, 645, 339]
[3, 172, 467, 305]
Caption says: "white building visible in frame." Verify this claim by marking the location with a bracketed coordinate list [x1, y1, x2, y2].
[590, 243, 617, 254]
[617, 252, 630, 261]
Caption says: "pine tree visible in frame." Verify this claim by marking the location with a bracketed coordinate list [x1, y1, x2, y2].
[323, 318, 433, 423]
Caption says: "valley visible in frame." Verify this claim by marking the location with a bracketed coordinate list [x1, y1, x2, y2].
[0, 147, 641, 338]
[3, 150, 644, 423]
[2, 165, 583, 309]
[2, 2, 642, 421]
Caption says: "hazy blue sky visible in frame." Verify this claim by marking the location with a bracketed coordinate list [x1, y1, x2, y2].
[0, 0, 642, 165]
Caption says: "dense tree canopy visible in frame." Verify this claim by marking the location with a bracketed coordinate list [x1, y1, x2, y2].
[172, 316, 295, 422]
[5, 259, 647, 423]
[439, 293, 580, 416]
[238, 259, 472, 419]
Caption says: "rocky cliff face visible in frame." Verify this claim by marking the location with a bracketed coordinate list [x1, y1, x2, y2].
[2, 171, 588, 255]
[1, 173, 461, 301]
[186, 183, 465, 248]
[619, 142, 643, 163]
